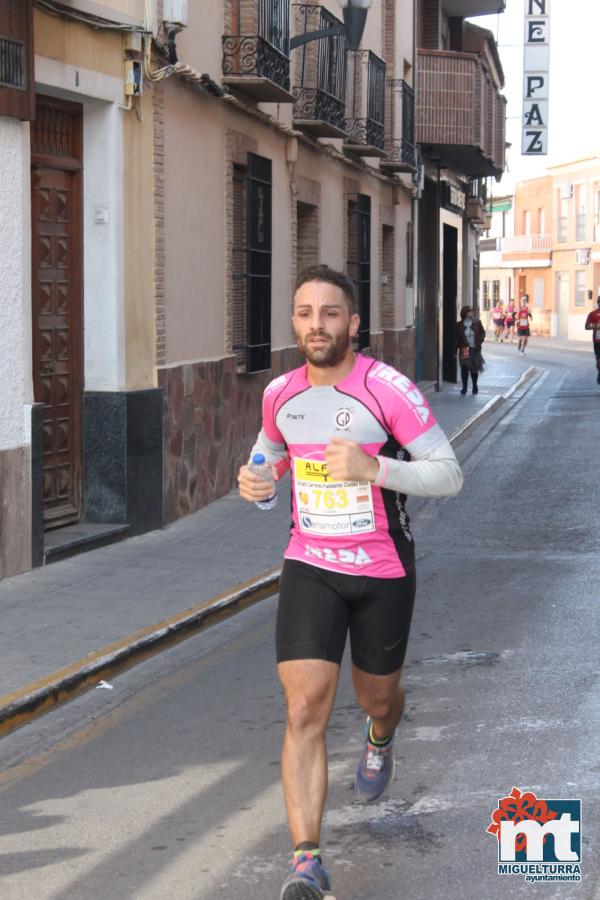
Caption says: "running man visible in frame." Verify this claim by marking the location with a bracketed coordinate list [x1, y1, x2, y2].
[584, 294, 600, 384]
[504, 300, 516, 343]
[516, 295, 533, 353]
[238, 265, 463, 900]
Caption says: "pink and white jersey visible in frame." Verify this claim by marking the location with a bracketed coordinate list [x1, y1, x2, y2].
[254, 354, 446, 578]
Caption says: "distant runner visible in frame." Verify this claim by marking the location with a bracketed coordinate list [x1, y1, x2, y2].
[238, 265, 463, 900]
[516, 296, 533, 353]
[584, 295, 600, 384]
[491, 301, 505, 342]
[504, 300, 516, 343]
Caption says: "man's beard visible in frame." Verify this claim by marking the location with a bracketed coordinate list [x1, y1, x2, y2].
[297, 329, 352, 367]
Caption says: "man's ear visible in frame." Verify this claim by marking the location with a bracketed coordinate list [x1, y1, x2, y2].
[350, 313, 360, 338]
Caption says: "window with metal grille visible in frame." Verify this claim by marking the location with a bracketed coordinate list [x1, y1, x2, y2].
[0, 37, 25, 89]
[482, 281, 490, 310]
[492, 280, 500, 303]
[347, 193, 371, 350]
[231, 153, 272, 373]
[406, 220, 414, 286]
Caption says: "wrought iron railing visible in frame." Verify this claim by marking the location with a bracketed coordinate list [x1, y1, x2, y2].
[222, 0, 291, 91]
[383, 80, 416, 168]
[344, 50, 385, 151]
[292, 4, 346, 133]
[469, 178, 488, 202]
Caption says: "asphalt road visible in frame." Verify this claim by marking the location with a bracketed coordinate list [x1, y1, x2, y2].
[1, 342, 598, 900]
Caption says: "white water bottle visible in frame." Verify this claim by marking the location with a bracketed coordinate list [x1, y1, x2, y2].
[248, 453, 278, 510]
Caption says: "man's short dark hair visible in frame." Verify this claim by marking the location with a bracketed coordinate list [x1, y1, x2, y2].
[294, 265, 356, 313]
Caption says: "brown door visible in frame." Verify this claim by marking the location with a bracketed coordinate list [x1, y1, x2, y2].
[31, 99, 83, 528]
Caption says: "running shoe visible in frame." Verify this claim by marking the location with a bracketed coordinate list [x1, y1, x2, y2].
[355, 718, 396, 803]
[280, 852, 331, 900]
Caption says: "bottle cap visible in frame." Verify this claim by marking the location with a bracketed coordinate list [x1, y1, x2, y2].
[252, 453, 266, 465]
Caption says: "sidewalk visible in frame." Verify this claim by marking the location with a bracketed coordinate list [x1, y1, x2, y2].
[0, 352, 535, 733]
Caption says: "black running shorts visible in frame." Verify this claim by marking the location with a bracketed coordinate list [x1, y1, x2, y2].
[276, 559, 416, 676]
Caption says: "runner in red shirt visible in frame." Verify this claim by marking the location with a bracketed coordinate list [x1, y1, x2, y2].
[516, 296, 533, 353]
[584, 295, 600, 384]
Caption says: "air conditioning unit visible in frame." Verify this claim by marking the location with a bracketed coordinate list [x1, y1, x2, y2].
[560, 183, 573, 200]
[575, 248, 590, 265]
[163, 0, 188, 29]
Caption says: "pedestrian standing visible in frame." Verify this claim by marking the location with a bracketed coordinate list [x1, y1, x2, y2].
[456, 305, 486, 395]
[584, 295, 600, 384]
[491, 301, 505, 341]
[237, 265, 463, 900]
[504, 300, 516, 343]
[516, 295, 533, 353]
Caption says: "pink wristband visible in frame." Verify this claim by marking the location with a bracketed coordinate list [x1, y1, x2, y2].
[374, 455, 388, 487]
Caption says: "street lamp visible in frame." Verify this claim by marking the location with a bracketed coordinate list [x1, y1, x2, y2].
[289, 0, 375, 52]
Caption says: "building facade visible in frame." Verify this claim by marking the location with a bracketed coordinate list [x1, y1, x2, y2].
[414, 1, 506, 384]
[0, 0, 508, 580]
[0, 0, 159, 580]
[479, 156, 600, 339]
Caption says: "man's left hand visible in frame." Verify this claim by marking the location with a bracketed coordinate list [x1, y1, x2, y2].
[324, 437, 379, 483]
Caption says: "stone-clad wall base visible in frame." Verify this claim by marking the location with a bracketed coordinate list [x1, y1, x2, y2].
[0, 446, 32, 579]
[84, 389, 164, 536]
[158, 348, 303, 524]
[159, 334, 416, 526]
[383, 327, 417, 381]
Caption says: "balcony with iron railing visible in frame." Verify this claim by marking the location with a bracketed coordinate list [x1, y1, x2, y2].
[292, 4, 347, 137]
[222, 0, 293, 102]
[467, 177, 488, 223]
[343, 50, 386, 157]
[381, 79, 416, 172]
[416, 49, 506, 178]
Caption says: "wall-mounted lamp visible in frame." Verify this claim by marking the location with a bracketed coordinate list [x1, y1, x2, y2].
[290, 0, 375, 52]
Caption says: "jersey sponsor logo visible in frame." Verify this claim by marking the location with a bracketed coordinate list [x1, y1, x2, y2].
[367, 363, 430, 425]
[304, 543, 373, 566]
[335, 408, 353, 429]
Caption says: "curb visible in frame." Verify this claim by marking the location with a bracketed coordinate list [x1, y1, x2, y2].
[0, 567, 281, 738]
[449, 366, 539, 447]
[0, 366, 541, 740]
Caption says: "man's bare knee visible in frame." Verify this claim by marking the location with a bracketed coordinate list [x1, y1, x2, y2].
[285, 690, 330, 734]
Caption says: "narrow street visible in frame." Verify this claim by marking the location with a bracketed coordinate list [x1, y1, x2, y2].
[0, 344, 598, 900]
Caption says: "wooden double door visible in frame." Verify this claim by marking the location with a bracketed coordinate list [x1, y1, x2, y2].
[31, 98, 83, 528]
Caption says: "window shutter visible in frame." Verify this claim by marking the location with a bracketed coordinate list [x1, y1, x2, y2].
[0, 0, 34, 120]
[245, 152, 272, 373]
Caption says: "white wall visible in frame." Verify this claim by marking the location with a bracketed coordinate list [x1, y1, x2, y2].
[83, 100, 126, 390]
[0, 118, 32, 451]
